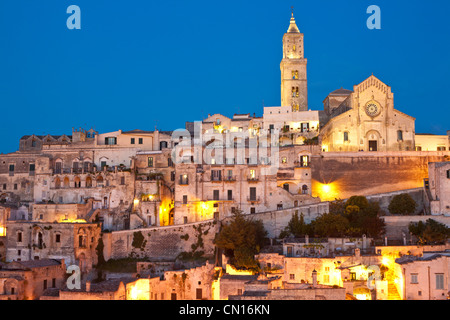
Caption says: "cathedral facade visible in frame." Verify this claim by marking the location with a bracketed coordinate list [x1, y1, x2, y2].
[319, 75, 416, 152]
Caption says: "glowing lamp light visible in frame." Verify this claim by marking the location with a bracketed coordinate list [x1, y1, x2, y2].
[133, 199, 139, 205]
[322, 184, 331, 193]
[0, 226, 5, 236]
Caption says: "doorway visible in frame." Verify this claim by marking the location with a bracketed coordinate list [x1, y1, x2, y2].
[368, 140, 378, 152]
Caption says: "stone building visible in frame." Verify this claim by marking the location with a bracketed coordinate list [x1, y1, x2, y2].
[5, 221, 101, 273]
[0, 259, 66, 300]
[227, 272, 346, 300]
[395, 251, 450, 300]
[320, 75, 416, 152]
[425, 161, 450, 215]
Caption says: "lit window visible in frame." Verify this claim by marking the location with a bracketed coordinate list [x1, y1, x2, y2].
[281, 157, 287, 164]
[148, 157, 153, 168]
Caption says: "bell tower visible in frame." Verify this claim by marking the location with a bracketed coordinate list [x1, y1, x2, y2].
[280, 10, 307, 111]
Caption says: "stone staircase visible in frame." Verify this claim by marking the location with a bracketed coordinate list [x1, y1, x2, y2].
[388, 282, 401, 300]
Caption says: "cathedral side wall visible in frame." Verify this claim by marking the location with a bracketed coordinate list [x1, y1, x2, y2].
[311, 152, 449, 201]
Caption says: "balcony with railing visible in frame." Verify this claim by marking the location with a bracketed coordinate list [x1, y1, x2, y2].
[247, 175, 259, 182]
[210, 176, 222, 182]
[247, 196, 261, 202]
[294, 160, 310, 168]
[224, 175, 236, 182]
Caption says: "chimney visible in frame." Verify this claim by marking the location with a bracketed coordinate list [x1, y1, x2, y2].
[312, 270, 317, 288]
[86, 281, 91, 292]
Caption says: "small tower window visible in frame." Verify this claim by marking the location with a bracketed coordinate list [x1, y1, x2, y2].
[397, 130, 403, 141]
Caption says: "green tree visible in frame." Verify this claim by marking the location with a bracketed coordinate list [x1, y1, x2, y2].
[409, 219, 449, 244]
[280, 212, 308, 238]
[345, 196, 370, 211]
[214, 211, 268, 270]
[388, 193, 417, 215]
[343, 197, 385, 238]
[311, 213, 349, 237]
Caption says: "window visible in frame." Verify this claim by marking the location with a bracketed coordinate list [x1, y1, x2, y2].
[302, 185, 308, 194]
[277, 204, 283, 210]
[447, 170, 450, 179]
[300, 155, 309, 167]
[227, 190, 233, 201]
[17, 232, 22, 243]
[436, 274, 444, 290]
[2, 184, 6, 190]
[437, 146, 446, 151]
[9, 164, 14, 172]
[52, 278, 56, 288]
[170, 171, 175, 181]
[131, 138, 135, 144]
[213, 190, 220, 201]
[211, 170, 221, 181]
[281, 157, 287, 164]
[160, 141, 168, 150]
[249, 169, 256, 180]
[105, 137, 117, 145]
[344, 132, 349, 142]
[249, 187, 257, 201]
[168, 157, 173, 167]
[139, 138, 143, 144]
[43, 280, 47, 290]
[29, 163, 35, 172]
[416, 146, 422, 151]
[283, 183, 289, 192]
[179, 174, 189, 185]
[292, 70, 299, 79]
[250, 207, 256, 214]
[323, 275, 330, 283]
[148, 157, 154, 168]
[397, 130, 403, 141]
[31, 140, 36, 147]
[325, 267, 330, 272]
[182, 195, 188, 205]
[14, 184, 17, 190]
[120, 177, 125, 185]
[289, 274, 295, 280]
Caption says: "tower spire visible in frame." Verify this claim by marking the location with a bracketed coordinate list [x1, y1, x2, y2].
[287, 7, 300, 33]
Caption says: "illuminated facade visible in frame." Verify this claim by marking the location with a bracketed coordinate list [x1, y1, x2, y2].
[320, 75, 416, 152]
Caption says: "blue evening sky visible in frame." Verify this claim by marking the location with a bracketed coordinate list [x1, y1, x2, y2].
[0, 0, 449, 153]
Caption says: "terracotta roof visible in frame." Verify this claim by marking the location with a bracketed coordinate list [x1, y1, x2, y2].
[329, 88, 353, 96]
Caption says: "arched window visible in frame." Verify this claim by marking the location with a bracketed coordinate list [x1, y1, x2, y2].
[96, 175, 104, 187]
[54, 177, 61, 189]
[283, 183, 290, 192]
[86, 176, 92, 188]
[63, 177, 70, 188]
[74, 177, 81, 188]
[302, 185, 308, 194]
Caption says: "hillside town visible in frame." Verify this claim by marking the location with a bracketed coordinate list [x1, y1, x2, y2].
[0, 12, 449, 301]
